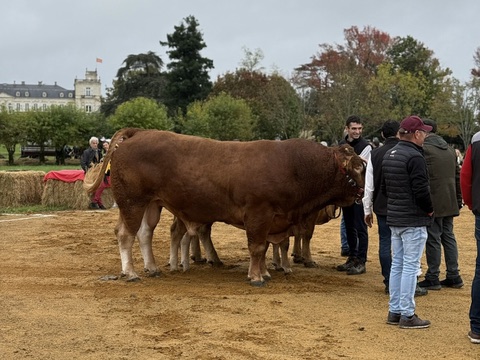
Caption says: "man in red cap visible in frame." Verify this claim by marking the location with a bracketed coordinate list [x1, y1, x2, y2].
[381, 115, 434, 329]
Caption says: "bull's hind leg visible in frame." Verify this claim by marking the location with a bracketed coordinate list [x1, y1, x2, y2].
[137, 202, 162, 277]
[169, 217, 185, 271]
[115, 218, 140, 281]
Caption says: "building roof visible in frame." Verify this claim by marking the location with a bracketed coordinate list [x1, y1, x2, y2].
[0, 82, 75, 99]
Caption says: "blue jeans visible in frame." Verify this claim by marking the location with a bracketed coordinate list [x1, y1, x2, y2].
[377, 215, 392, 287]
[470, 215, 480, 334]
[389, 226, 427, 317]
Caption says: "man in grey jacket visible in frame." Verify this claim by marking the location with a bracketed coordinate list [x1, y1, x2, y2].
[417, 119, 464, 289]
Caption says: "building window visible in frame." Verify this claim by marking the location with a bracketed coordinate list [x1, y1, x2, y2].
[16, 103, 21, 111]
[33, 103, 38, 110]
[8, 103, 13, 111]
[25, 103, 29, 111]
[85, 105, 92, 113]
[85, 87, 91, 96]
[42, 92, 47, 98]
[60, 92, 64, 98]
[68, 93, 73, 98]
[25, 92, 29, 97]
[16, 91, 20, 97]
[42, 104, 47, 110]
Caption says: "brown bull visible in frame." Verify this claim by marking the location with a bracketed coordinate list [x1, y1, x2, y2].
[87, 129, 365, 286]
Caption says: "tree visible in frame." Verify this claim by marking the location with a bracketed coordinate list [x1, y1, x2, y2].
[293, 26, 392, 143]
[364, 63, 429, 131]
[0, 107, 28, 165]
[386, 36, 451, 117]
[101, 52, 166, 117]
[239, 47, 265, 72]
[160, 15, 214, 118]
[180, 92, 255, 140]
[108, 97, 172, 131]
[212, 70, 302, 139]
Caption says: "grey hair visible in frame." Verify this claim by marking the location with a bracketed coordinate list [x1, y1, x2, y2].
[89, 136, 99, 145]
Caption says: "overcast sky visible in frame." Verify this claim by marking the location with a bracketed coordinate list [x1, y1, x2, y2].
[2, 0, 479, 95]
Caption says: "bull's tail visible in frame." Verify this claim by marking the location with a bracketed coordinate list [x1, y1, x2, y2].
[82, 128, 145, 194]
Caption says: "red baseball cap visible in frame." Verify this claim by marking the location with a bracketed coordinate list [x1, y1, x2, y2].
[399, 115, 433, 134]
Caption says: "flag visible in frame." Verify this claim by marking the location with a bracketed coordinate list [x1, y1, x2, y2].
[96, 58, 103, 63]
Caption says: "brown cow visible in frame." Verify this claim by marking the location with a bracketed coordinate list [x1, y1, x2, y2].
[271, 205, 340, 271]
[87, 129, 365, 286]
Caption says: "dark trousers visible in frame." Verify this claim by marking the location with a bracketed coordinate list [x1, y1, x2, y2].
[342, 202, 368, 263]
[470, 215, 480, 334]
[424, 216, 460, 280]
[377, 215, 392, 286]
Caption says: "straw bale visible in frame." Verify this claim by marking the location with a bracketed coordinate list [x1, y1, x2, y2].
[42, 179, 114, 210]
[0, 171, 45, 208]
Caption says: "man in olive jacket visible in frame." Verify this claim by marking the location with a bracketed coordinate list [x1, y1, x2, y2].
[417, 119, 464, 289]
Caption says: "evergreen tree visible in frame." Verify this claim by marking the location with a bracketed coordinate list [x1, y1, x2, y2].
[160, 15, 214, 121]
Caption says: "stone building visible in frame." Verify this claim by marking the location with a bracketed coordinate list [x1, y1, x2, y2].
[0, 69, 102, 113]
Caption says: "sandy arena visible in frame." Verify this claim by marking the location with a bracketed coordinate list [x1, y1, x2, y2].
[0, 208, 478, 359]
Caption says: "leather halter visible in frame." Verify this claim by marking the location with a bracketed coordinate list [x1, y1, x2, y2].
[335, 153, 365, 204]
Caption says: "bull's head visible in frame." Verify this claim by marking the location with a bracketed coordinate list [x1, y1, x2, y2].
[336, 144, 366, 204]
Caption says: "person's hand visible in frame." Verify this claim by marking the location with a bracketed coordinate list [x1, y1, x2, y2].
[364, 214, 373, 228]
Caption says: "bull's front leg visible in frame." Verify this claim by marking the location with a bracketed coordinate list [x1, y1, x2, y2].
[198, 224, 223, 267]
[279, 238, 293, 273]
[180, 233, 192, 271]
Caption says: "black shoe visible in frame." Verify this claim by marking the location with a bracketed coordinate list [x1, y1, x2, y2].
[399, 314, 431, 329]
[417, 279, 441, 290]
[468, 330, 480, 344]
[340, 248, 349, 257]
[336, 257, 355, 271]
[347, 260, 366, 275]
[89, 202, 99, 209]
[386, 311, 400, 325]
[98, 204, 107, 210]
[415, 284, 428, 297]
[440, 276, 464, 288]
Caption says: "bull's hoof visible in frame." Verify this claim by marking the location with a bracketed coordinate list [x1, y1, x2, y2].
[304, 261, 318, 268]
[250, 279, 266, 287]
[126, 276, 141, 282]
[292, 254, 304, 264]
[263, 274, 272, 281]
[271, 263, 283, 272]
[191, 256, 207, 264]
[283, 268, 293, 274]
[144, 269, 161, 277]
[208, 260, 224, 268]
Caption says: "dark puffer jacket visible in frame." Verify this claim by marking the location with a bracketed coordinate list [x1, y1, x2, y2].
[381, 140, 433, 227]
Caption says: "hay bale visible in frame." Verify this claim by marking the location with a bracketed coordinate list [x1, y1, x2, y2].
[0, 171, 46, 208]
[42, 179, 114, 210]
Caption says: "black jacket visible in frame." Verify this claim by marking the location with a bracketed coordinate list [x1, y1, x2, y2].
[371, 137, 398, 216]
[381, 140, 433, 227]
[80, 147, 102, 172]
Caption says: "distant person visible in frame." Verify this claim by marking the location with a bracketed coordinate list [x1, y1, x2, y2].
[460, 130, 480, 344]
[81, 136, 105, 210]
[418, 119, 464, 290]
[336, 115, 371, 275]
[382, 115, 433, 329]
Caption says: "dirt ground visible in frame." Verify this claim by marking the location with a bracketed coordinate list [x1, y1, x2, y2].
[0, 207, 478, 360]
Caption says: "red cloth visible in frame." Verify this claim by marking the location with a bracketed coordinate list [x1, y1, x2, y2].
[43, 170, 85, 183]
